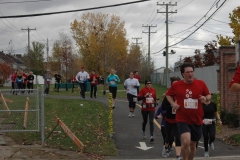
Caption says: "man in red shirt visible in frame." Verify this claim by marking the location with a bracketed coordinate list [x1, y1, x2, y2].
[166, 62, 211, 160]
[229, 66, 240, 92]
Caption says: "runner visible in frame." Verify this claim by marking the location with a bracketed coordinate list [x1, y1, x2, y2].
[166, 62, 211, 160]
[106, 69, 120, 109]
[134, 70, 141, 94]
[162, 76, 182, 160]
[138, 80, 157, 142]
[154, 94, 174, 155]
[202, 100, 222, 157]
[124, 71, 140, 117]
[76, 66, 89, 99]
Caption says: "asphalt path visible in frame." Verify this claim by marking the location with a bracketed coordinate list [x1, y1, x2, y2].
[47, 94, 240, 160]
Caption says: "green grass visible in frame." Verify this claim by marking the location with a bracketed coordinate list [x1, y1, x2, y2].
[230, 134, 240, 144]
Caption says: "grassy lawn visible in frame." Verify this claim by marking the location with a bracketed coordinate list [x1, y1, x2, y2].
[230, 134, 240, 144]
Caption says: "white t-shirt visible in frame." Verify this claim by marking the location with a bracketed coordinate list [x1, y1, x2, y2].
[76, 71, 89, 83]
[124, 78, 140, 96]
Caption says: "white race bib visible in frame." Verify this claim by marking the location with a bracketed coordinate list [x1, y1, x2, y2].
[172, 108, 176, 114]
[29, 80, 33, 83]
[146, 97, 154, 104]
[47, 79, 50, 81]
[203, 119, 212, 125]
[110, 81, 116, 84]
[184, 98, 198, 109]
[133, 97, 137, 102]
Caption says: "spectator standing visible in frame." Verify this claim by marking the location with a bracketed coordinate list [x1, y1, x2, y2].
[106, 69, 120, 109]
[43, 70, 52, 95]
[11, 70, 17, 94]
[124, 71, 140, 117]
[76, 66, 89, 99]
[202, 100, 222, 157]
[22, 70, 28, 93]
[138, 80, 157, 142]
[54, 72, 62, 83]
[134, 71, 141, 94]
[89, 70, 99, 98]
[27, 71, 34, 94]
[16, 70, 24, 95]
[166, 62, 211, 160]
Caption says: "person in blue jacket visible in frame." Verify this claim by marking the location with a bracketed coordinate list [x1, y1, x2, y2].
[106, 69, 120, 109]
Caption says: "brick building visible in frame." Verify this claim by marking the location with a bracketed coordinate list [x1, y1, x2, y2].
[218, 45, 240, 112]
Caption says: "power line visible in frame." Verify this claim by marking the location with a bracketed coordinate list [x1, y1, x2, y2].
[0, 0, 150, 19]
[0, 0, 51, 4]
[151, 0, 228, 54]
[210, 17, 229, 24]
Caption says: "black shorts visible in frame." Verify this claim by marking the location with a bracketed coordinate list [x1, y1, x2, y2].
[177, 122, 202, 142]
[109, 86, 117, 99]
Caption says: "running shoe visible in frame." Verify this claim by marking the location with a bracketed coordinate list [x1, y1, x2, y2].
[142, 131, 146, 139]
[162, 146, 166, 157]
[204, 151, 209, 157]
[149, 136, 154, 142]
[209, 142, 214, 150]
[176, 156, 183, 160]
[162, 146, 170, 157]
[131, 113, 135, 117]
[128, 112, 132, 118]
[112, 105, 115, 109]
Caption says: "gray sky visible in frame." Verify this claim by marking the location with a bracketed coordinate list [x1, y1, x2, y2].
[0, 0, 238, 69]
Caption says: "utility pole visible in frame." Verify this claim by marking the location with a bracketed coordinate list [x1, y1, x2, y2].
[46, 38, 49, 70]
[142, 25, 157, 75]
[132, 37, 142, 45]
[157, 2, 177, 86]
[21, 27, 36, 71]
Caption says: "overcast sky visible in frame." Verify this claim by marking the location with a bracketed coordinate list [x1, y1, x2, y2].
[0, 0, 238, 69]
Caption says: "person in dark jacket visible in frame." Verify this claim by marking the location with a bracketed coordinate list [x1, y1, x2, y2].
[162, 76, 181, 159]
[27, 71, 34, 94]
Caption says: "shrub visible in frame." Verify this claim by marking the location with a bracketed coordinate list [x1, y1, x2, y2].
[221, 105, 240, 128]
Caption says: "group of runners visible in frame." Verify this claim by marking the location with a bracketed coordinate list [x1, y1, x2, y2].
[122, 62, 224, 160]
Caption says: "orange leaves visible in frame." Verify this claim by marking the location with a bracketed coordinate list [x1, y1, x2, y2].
[0, 63, 12, 83]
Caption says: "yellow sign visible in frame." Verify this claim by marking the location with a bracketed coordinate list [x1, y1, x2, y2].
[108, 93, 113, 137]
[216, 91, 222, 133]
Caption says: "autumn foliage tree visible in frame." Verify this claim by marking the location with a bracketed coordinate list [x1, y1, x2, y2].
[193, 49, 203, 68]
[217, 6, 240, 45]
[70, 12, 129, 79]
[202, 41, 218, 66]
[0, 63, 12, 85]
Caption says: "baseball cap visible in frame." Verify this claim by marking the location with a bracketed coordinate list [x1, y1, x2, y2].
[145, 80, 152, 85]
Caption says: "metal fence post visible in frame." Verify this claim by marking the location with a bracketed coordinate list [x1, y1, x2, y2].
[41, 85, 45, 145]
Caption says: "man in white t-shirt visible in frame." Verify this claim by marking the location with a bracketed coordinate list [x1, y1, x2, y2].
[76, 66, 89, 99]
[124, 71, 140, 117]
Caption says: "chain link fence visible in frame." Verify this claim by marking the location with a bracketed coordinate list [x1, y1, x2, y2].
[0, 88, 40, 132]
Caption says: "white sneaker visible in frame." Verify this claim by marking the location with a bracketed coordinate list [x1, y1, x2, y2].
[128, 112, 132, 118]
[131, 113, 135, 117]
[209, 142, 214, 150]
[204, 151, 209, 157]
[142, 131, 146, 139]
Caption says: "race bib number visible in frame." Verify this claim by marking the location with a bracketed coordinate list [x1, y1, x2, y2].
[172, 108, 176, 114]
[203, 119, 212, 125]
[184, 98, 198, 109]
[133, 97, 137, 102]
[146, 97, 154, 104]
[47, 79, 50, 81]
[110, 81, 116, 84]
[29, 80, 33, 83]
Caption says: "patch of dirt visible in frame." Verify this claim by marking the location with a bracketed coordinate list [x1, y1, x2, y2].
[0, 133, 105, 160]
[216, 125, 240, 146]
